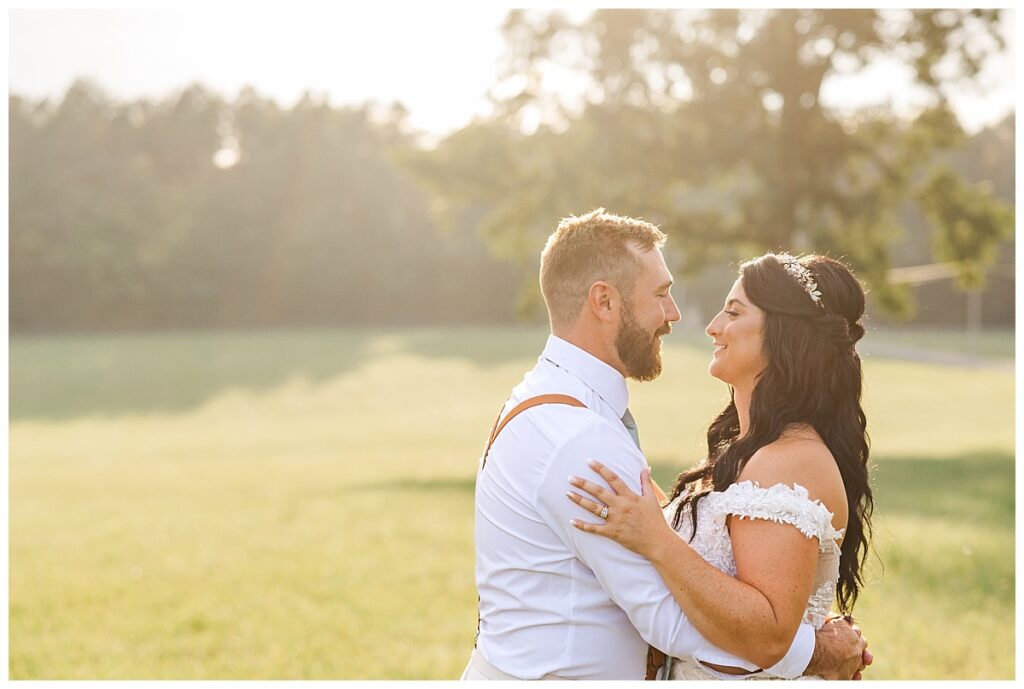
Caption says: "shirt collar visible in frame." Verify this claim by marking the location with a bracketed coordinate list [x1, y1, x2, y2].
[541, 334, 629, 418]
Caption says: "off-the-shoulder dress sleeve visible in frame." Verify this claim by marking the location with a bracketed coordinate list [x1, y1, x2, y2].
[713, 481, 845, 552]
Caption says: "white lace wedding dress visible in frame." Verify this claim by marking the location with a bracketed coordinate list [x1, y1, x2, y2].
[662, 481, 844, 681]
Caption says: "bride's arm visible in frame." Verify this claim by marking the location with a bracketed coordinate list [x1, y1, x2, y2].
[646, 499, 818, 668]
[568, 445, 842, 669]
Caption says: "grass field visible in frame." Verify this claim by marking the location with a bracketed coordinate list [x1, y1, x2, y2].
[9, 326, 1015, 679]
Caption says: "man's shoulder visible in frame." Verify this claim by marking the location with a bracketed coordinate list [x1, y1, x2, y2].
[511, 367, 598, 418]
[498, 362, 637, 459]
[496, 376, 613, 448]
[505, 385, 607, 438]
[504, 384, 636, 453]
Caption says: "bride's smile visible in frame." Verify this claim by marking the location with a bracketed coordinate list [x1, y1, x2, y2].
[705, 279, 766, 388]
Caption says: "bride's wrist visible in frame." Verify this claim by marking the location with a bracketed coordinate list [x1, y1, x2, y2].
[645, 521, 678, 564]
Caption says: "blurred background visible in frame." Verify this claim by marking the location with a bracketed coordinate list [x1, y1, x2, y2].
[8, 6, 1015, 679]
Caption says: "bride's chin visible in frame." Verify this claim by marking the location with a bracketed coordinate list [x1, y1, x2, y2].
[708, 363, 736, 385]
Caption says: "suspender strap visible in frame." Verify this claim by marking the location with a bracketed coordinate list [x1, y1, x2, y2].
[646, 647, 667, 680]
[480, 394, 586, 470]
[475, 394, 586, 650]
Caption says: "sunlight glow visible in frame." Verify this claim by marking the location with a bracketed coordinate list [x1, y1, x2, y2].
[9, 7, 1016, 137]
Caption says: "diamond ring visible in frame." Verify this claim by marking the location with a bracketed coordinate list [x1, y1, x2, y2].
[599, 506, 609, 519]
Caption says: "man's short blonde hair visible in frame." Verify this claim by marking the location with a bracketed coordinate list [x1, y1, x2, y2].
[540, 208, 667, 329]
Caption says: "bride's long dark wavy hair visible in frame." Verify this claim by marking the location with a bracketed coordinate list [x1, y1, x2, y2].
[668, 253, 873, 612]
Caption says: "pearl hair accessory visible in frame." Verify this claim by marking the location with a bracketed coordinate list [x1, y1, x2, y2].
[778, 253, 824, 307]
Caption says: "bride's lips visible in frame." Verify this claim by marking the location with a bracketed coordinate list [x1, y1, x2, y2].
[713, 343, 727, 356]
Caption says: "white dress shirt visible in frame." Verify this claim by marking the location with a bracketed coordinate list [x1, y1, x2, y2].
[473, 335, 815, 680]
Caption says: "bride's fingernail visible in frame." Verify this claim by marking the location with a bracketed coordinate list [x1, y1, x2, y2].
[586, 459, 598, 468]
[568, 476, 579, 484]
[566, 491, 575, 499]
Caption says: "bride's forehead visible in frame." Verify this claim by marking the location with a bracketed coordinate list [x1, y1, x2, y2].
[726, 278, 745, 299]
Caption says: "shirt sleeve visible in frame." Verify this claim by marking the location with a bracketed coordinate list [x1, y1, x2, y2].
[534, 417, 814, 678]
[765, 624, 815, 678]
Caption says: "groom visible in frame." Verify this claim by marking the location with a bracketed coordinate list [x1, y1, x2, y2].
[462, 209, 870, 680]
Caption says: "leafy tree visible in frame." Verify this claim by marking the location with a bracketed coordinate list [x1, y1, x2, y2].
[421, 9, 1014, 317]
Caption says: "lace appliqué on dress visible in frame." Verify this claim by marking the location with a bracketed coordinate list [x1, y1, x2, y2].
[664, 481, 845, 681]
[713, 482, 842, 546]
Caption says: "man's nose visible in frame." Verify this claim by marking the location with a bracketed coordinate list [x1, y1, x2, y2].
[667, 294, 682, 323]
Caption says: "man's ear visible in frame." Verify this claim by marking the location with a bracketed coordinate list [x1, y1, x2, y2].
[587, 281, 619, 323]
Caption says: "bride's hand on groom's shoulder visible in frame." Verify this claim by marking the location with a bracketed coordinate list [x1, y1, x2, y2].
[566, 459, 676, 559]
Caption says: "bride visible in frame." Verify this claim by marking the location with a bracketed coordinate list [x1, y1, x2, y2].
[567, 253, 874, 680]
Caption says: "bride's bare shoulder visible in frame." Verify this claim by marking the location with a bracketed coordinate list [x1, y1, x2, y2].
[737, 429, 847, 521]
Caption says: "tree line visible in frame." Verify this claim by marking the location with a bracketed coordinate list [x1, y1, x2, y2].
[10, 82, 522, 332]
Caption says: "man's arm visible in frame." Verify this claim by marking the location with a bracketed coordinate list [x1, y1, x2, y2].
[535, 419, 814, 676]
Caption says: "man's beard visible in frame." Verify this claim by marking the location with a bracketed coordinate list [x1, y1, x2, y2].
[616, 300, 668, 382]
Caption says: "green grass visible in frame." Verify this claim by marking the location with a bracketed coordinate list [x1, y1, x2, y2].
[866, 325, 1014, 360]
[9, 326, 1014, 679]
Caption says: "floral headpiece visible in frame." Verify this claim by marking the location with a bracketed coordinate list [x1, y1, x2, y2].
[778, 253, 823, 307]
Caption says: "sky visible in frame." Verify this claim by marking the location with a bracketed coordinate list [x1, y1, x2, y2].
[8, 7, 1017, 139]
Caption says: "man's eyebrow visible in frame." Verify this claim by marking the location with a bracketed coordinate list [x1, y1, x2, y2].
[656, 280, 673, 291]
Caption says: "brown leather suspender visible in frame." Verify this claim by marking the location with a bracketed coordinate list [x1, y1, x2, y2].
[480, 394, 586, 470]
[475, 394, 586, 652]
[474, 393, 666, 680]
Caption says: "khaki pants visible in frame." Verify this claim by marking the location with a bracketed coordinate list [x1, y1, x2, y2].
[460, 648, 566, 680]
